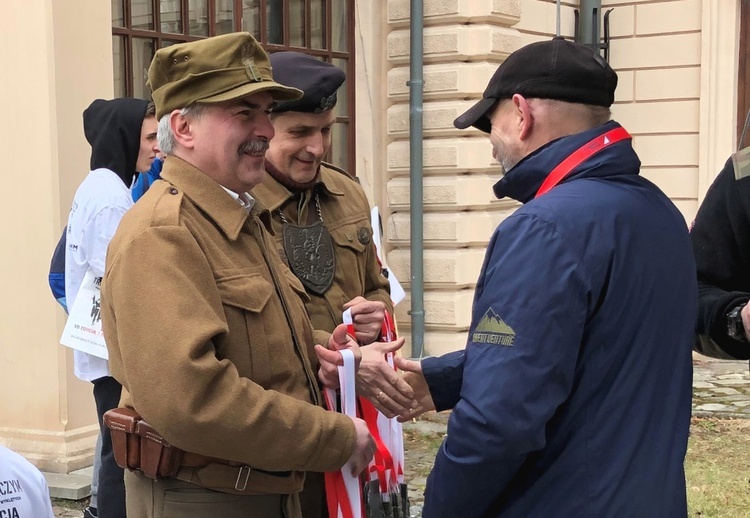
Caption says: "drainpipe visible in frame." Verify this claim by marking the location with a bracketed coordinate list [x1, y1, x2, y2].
[578, 0, 602, 47]
[408, 0, 425, 358]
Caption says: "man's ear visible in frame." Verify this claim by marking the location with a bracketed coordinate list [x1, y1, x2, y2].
[170, 110, 195, 149]
[512, 94, 534, 141]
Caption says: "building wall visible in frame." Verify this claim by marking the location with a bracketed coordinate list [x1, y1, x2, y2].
[383, 0, 741, 357]
[385, 0, 526, 356]
[354, 1, 388, 207]
[601, 0, 737, 220]
[0, 0, 114, 471]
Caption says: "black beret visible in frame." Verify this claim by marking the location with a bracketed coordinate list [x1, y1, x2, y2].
[269, 51, 346, 114]
[454, 37, 618, 133]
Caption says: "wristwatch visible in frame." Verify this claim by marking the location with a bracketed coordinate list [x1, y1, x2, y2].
[726, 303, 749, 342]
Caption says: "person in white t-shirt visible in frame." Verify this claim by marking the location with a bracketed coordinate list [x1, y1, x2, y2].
[65, 98, 159, 518]
[0, 445, 55, 518]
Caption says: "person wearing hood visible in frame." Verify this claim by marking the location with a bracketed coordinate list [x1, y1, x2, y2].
[319, 38, 698, 517]
[65, 97, 159, 518]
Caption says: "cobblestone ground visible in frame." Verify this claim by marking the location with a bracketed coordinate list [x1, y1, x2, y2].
[51, 501, 87, 518]
[692, 356, 750, 416]
[52, 355, 750, 518]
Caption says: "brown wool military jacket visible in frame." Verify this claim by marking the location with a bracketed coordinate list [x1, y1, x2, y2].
[101, 157, 356, 495]
[251, 163, 392, 338]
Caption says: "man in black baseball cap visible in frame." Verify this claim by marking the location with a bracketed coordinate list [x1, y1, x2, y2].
[454, 36, 617, 133]
[329, 36, 698, 518]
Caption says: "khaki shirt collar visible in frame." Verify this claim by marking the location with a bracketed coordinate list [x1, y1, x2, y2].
[161, 156, 273, 240]
[252, 165, 345, 212]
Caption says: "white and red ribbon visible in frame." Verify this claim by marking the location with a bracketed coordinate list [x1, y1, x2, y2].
[324, 310, 406, 517]
[324, 349, 365, 518]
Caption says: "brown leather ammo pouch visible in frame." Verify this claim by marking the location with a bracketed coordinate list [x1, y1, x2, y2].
[103, 408, 142, 471]
[135, 419, 183, 479]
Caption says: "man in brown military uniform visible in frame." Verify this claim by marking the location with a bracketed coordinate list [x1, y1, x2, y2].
[252, 52, 393, 347]
[250, 53, 395, 517]
[100, 33, 376, 518]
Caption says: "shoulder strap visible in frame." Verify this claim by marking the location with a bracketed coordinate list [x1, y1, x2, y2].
[149, 182, 183, 227]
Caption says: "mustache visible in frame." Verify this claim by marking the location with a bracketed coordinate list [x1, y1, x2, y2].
[239, 138, 270, 155]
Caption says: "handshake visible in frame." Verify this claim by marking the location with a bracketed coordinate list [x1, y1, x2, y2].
[316, 324, 435, 421]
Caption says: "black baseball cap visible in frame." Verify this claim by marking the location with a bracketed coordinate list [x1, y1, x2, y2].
[454, 37, 618, 133]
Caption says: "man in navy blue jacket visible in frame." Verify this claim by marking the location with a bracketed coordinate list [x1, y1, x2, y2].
[319, 37, 697, 517]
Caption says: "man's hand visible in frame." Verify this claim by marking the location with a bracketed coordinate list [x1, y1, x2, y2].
[345, 416, 376, 476]
[316, 324, 360, 389]
[741, 303, 750, 342]
[343, 296, 386, 344]
[316, 328, 415, 416]
[393, 356, 436, 421]
[355, 341, 417, 418]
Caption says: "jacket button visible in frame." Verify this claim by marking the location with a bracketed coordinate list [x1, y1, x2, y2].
[169, 188, 178, 195]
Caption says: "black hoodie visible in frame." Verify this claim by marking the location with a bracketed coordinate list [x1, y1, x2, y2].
[83, 98, 149, 187]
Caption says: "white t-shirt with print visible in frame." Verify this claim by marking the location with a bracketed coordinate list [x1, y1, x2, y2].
[65, 168, 134, 382]
[0, 446, 54, 518]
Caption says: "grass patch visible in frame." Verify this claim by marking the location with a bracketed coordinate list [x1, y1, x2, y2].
[687, 417, 750, 517]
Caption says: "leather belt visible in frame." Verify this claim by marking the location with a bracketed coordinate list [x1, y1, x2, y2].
[181, 452, 292, 492]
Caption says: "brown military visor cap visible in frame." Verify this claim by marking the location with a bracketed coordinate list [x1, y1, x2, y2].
[148, 32, 302, 120]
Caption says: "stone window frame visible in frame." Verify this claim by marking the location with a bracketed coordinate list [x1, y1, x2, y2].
[697, 0, 741, 199]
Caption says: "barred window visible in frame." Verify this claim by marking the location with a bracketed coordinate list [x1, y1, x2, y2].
[113, 0, 355, 173]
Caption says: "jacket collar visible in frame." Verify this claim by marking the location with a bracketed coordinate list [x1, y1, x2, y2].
[251, 164, 345, 212]
[493, 120, 640, 204]
[160, 156, 273, 240]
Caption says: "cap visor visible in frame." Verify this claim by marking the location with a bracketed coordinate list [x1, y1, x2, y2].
[201, 81, 303, 105]
[453, 97, 497, 133]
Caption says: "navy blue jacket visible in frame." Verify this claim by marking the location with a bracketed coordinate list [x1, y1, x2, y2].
[421, 121, 696, 518]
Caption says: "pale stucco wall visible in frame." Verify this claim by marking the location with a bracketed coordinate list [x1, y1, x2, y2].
[0, 0, 114, 471]
[385, 0, 525, 356]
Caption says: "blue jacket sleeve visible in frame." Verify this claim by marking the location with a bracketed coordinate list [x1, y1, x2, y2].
[421, 351, 465, 411]
[132, 158, 163, 202]
[423, 212, 589, 517]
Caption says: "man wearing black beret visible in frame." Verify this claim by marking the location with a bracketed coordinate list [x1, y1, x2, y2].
[320, 37, 698, 517]
[251, 51, 394, 518]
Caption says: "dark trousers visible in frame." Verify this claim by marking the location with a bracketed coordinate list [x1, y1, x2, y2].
[93, 375, 125, 518]
[299, 471, 328, 518]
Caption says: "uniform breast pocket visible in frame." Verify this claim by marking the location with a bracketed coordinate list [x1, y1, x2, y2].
[215, 272, 275, 386]
[282, 266, 310, 303]
[329, 222, 369, 286]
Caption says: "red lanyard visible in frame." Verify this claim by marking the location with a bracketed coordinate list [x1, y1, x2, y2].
[534, 127, 632, 198]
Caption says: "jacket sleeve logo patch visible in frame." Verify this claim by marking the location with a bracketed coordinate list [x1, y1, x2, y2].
[472, 307, 516, 346]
